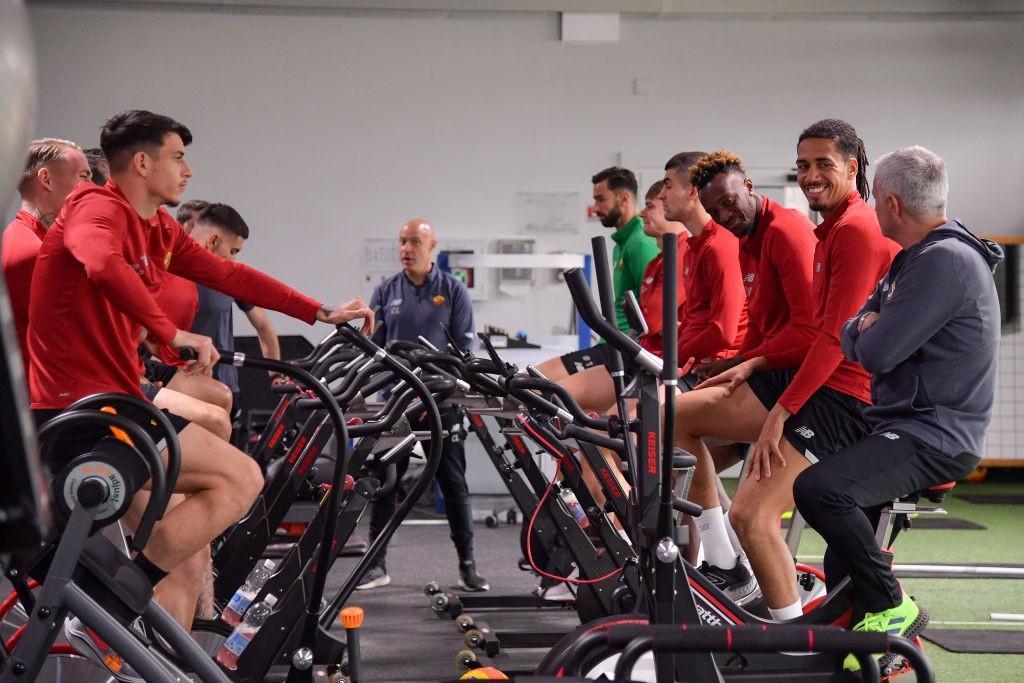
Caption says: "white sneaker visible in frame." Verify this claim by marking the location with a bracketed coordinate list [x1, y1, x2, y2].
[64, 617, 144, 683]
[355, 565, 391, 590]
[542, 582, 576, 602]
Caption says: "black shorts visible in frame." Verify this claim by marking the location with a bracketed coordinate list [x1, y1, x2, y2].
[33, 404, 190, 473]
[141, 382, 161, 401]
[142, 355, 178, 386]
[558, 343, 610, 375]
[747, 368, 870, 463]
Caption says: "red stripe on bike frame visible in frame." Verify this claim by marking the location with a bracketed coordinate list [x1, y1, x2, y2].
[689, 577, 744, 625]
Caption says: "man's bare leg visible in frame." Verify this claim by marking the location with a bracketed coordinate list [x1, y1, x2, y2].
[153, 386, 231, 441]
[559, 365, 617, 415]
[124, 492, 209, 631]
[729, 438, 811, 614]
[536, 356, 570, 383]
[140, 423, 262, 573]
[166, 371, 234, 414]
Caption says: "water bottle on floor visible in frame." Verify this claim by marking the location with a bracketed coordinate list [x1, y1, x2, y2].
[216, 593, 278, 670]
[221, 559, 276, 626]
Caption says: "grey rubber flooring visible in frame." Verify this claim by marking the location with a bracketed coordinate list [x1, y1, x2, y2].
[327, 504, 580, 681]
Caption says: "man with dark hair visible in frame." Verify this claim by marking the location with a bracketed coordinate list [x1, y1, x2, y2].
[674, 150, 817, 594]
[27, 109, 371, 674]
[797, 146, 998, 670]
[190, 203, 282, 420]
[659, 152, 747, 369]
[2, 138, 91, 364]
[83, 147, 109, 186]
[176, 199, 209, 232]
[536, 166, 659, 382]
[677, 120, 897, 620]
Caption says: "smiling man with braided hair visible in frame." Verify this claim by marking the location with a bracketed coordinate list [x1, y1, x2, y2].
[672, 120, 899, 616]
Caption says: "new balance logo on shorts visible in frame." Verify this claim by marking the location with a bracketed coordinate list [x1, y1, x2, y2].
[795, 426, 815, 439]
[881, 432, 900, 440]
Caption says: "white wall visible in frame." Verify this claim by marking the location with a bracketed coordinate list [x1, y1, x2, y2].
[23, 5, 1024, 342]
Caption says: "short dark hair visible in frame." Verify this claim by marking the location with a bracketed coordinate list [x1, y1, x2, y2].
[100, 110, 192, 172]
[83, 147, 108, 186]
[196, 202, 249, 240]
[645, 180, 665, 201]
[664, 151, 707, 184]
[591, 167, 638, 197]
[690, 150, 745, 191]
[176, 199, 209, 225]
[798, 118, 870, 201]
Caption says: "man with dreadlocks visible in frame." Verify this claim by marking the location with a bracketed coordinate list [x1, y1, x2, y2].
[671, 150, 818, 600]
[674, 120, 898, 618]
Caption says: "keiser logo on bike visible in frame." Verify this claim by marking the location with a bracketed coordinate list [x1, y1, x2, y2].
[286, 435, 310, 465]
[647, 431, 657, 474]
[599, 468, 623, 499]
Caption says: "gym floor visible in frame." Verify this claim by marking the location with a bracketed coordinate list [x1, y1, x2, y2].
[4, 479, 1022, 681]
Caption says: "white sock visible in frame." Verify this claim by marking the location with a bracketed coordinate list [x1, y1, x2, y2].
[769, 599, 804, 622]
[723, 511, 743, 557]
[696, 507, 737, 569]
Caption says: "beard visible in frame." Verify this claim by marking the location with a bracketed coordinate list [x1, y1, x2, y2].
[600, 206, 622, 228]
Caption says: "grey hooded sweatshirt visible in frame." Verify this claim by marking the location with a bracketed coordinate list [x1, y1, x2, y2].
[841, 220, 1003, 458]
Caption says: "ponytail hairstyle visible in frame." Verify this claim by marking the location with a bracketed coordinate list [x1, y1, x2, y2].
[798, 119, 870, 201]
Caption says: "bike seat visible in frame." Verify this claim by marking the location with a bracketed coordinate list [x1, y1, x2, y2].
[896, 481, 955, 506]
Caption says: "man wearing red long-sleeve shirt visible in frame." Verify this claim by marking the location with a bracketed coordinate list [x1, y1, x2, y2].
[674, 151, 818, 599]
[2, 138, 91, 366]
[28, 111, 372, 670]
[658, 151, 747, 371]
[676, 120, 898, 618]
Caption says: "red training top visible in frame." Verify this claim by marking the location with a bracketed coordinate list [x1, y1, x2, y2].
[762, 191, 899, 413]
[28, 181, 321, 408]
[149, 270, 201, 367]
[638, 236, 688, 357]
[2, 210, 48, 366]
[678, 220, 747, 363]
[739, 196, 817, 360]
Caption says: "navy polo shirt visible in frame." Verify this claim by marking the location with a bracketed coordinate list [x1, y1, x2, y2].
[192, 284, 254, 393]
[370, 265, 474, 352]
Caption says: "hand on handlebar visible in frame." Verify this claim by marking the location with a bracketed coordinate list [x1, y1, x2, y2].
[170, 329, 219, 376]
[318, 298, 375, 335]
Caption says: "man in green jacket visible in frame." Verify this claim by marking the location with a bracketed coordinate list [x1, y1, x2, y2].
[538, 166, 659, 383]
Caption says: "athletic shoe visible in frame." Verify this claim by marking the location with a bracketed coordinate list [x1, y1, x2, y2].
[697, 559, 757, 602]
[355, 565, 391, 590]
[458, 560, 490, 592]
[64, 616, 144, 683]
[844, 594, 929, 672]
[542, 581, 576, 602]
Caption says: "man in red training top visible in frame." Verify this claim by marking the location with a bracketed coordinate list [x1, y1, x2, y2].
[675, 150, 817, 599]
[658, 151, 747, 373]
[637, 179, 689, 358]
[677, 120, 898, 619]
[2, 138, 91, 365]
[28, 111, 372, 667]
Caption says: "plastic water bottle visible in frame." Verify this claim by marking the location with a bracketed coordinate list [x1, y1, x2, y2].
[216, 593, 278, 670]
[221, 559, 276, 626]
[560, 489, 590, 529]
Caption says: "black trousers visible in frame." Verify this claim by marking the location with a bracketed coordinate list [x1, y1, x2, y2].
[793, 430, 977, 613]
[369, 408, 474, 568]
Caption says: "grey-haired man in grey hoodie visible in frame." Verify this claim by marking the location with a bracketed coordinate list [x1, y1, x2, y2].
[792, 146, 1002, 669]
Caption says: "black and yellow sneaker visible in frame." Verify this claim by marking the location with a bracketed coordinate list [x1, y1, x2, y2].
[844, 594, 929, 674]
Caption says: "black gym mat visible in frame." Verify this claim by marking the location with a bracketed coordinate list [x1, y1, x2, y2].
[955, 494, 1024, 505]
[909, 517, 986, 530]
[922, 628, 1024, 654]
